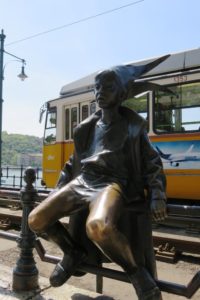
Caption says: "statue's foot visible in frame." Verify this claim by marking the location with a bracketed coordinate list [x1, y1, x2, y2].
[50, 250, 87, 287]
[128, 267, 161, 300]
[138, 286, 162, 300]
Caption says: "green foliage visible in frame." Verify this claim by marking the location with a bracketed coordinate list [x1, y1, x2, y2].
[123, 95, 147, 113]
[2, 131, 43, 166]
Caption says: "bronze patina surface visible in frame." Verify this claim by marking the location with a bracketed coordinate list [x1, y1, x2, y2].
[29, 57, 168, 300]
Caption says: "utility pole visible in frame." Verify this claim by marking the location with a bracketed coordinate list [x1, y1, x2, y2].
[0, 30, 6, 185]
[0, 30, 27, 186]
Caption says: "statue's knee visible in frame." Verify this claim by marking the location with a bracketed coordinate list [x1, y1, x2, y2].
[86, 219, 113, 242]
[28, 211, 44, 233]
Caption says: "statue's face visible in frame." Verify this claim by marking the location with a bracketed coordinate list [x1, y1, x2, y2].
[94, 71, 122, 109]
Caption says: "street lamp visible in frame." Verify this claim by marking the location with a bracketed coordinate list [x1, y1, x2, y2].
[0, 29, 28, 185]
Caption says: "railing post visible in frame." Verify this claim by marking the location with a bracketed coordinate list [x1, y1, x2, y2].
[12, 167, 39, 291]
[19, 165, 23, 188]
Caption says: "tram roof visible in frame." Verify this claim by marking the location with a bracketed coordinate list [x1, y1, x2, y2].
[59, 48, 200, 98]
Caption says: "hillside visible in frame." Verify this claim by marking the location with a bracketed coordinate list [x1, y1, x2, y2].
[2, 131, 43, 166]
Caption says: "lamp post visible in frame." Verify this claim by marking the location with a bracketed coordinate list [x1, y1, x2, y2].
[0, 29, 28, 185]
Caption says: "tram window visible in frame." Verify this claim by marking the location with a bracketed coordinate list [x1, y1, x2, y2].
[65, 108, 70, 140]
[44, 109, 56, 144]
[182, 107, 200, 131]
[81, 105, 89, 121]
[71, 107, 78, 139]
[122, 94, 148, 129]
[154, 82, 200, 133]
[90, 102, 96, 114]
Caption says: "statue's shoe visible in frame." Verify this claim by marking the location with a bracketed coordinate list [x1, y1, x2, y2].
[138, 286, 162, 300]
[128, 267, 162, 300]
[50, 250, 87, 287]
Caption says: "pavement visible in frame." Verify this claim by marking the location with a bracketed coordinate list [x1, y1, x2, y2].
[1, 236, 200, 299]
[0, 238, 110, 300]
[0, 264, 111, 300]
[1, 262, 200, 300]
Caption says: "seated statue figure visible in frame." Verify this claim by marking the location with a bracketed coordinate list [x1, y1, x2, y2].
[28, 58, 168, 300]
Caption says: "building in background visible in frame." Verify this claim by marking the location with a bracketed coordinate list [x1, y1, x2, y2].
[17, 153, 42, 167]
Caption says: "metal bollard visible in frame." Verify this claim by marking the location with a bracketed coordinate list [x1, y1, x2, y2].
[12, 167, 39, 291]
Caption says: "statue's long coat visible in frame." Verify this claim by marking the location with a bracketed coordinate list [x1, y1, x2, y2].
[58, 107, 166, 278]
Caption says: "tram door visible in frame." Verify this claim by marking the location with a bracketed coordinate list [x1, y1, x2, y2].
[42, 107, 61, 188]
[63, 100, 97, 163]
[63, 103, 79, 164]
[80, 100, 97, 121]
[80, 101, 90, 122]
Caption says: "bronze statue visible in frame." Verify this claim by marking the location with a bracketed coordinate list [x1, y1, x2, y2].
[28, 56, 168, 300]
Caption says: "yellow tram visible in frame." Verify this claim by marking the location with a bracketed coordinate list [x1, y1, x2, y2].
[41, 48, 200, 202]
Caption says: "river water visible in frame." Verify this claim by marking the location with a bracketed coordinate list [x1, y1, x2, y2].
[1, 167, 43, 189]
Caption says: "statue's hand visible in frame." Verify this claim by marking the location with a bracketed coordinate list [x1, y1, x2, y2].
[151, 199, 167, 222]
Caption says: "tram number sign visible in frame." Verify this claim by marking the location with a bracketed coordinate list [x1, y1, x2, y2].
[174, 75, 187, 83]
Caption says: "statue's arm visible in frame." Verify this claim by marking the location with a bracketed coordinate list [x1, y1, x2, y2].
[56, 155, 74, 189]
[140, 131, 167, 221]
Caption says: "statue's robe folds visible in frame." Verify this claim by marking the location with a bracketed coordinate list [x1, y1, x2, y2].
[57, 107, 166, 279]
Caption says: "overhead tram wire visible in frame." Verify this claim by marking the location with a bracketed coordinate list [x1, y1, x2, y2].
[6, 0, 145, 46]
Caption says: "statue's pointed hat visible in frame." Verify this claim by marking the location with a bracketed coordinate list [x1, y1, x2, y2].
[104, 54, 170, 99]
[111, 54, 170, 87]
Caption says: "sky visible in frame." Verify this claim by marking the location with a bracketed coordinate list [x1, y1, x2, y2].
[1, 0, 200, 137]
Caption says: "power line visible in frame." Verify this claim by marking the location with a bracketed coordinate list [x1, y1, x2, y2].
[6, 0, 145, 46]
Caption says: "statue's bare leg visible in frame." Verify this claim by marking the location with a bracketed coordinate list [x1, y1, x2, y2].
[29, 182, 87, 233]
[86, 183, 161, 300]
[86, 183, 137, 272]
[28, 182, 87, 287]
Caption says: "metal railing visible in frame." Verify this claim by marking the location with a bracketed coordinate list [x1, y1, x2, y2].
[0, 165, 43, 189]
